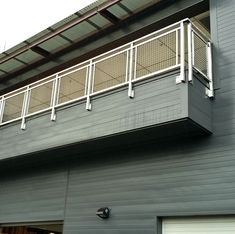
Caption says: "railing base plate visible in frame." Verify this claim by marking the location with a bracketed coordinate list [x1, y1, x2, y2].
[128, 90, 135, 98]
[206, 88, 214, 98]
[176, 75, 185, 84]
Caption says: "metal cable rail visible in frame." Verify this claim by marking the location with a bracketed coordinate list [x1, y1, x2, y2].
[0, 19, 213, 129]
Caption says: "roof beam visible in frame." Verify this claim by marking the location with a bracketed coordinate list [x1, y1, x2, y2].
[31, 46, 51, 57]
[58, 34, 74, 44]
[75, 12, 102, 30]
[48, 27, 74, 44]
[3, 52, 28, 65]
[99, 9, 120, 24]
[13, 58, 29, 65]
[86, 19, 102, 30]
[117, 2, 133, 14]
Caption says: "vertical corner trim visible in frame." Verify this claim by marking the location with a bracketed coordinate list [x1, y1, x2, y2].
[156, 217, 163, 234]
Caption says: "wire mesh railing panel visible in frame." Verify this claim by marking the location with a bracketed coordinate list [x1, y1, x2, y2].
[193, 32, 208, 77]
[135, 31, 177, 79]
[28, 81, 53, 114]
[93, 51, 128, 93]
[2, 93, 25, 123]
[183, 25, 188, 64]
[58, 67, 87, 104]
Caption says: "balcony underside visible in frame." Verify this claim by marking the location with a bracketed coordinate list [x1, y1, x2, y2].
[0, 70, 212, 161]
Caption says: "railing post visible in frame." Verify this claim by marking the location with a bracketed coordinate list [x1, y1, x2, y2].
[176, 29, 179, 65]
[21, 86, 30, 130]
[0, 98, 4, 124]
[51, 74, 59, 121]
[187, 21, 193, 83]
[176, 21, 185, 84]
[206, 42, 214, 98]
[86, 60, 93, 111]
[125, 50, 129, 83]
[192, 31, 195, 67]
[128, 43, 134, 98]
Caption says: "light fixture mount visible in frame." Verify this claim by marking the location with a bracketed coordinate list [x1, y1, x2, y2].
[96, 207, 110, 219]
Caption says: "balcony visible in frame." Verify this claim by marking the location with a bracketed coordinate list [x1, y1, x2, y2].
[0, 19, 213, 159]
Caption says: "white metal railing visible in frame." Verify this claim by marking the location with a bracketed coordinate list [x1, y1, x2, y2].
[0, 19, 213, 129]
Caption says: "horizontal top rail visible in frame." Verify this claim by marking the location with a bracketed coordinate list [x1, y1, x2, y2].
[3, 88, 28, 100]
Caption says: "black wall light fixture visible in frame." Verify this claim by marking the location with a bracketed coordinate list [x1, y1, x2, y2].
[96, 207, 110, 219]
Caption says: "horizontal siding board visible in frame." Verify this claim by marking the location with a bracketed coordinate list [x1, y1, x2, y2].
[217, 30, 235, 41]
[217, 12, 235, 25]
[217, 6, 235, 16]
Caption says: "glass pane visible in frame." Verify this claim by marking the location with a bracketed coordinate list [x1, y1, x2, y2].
[194, 33, 207, 76]
[93, 51, 127, 93]
[2, 93, 24, 122]
[28, 81, 53, 114]
[136, 31, 176, 79]
[58, 67, 87, 104]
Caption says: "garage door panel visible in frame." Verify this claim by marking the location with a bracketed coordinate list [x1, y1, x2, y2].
[163, 217, 235, 234]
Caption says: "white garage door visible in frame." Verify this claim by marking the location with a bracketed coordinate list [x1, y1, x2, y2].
[162, 217, 235, 234]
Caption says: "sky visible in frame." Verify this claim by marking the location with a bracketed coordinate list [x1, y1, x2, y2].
[0, 0, 96, 53]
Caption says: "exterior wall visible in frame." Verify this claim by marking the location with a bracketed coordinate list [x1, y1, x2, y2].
[0, 0, 235, 234]
[0, 157, 68, 223]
